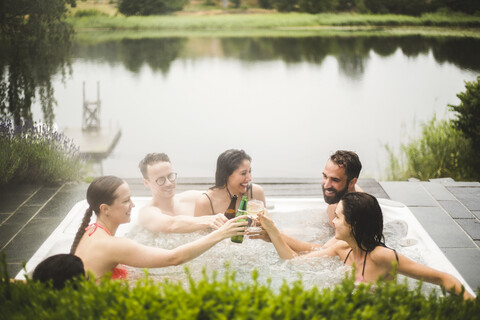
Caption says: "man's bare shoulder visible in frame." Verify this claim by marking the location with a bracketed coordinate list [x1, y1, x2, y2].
[138, 203, 167, 218]
[176, 190, 203, 202]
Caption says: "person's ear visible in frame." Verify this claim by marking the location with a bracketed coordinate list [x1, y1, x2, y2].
[99, 203, 109, 215]
[348, 177, 357, 192]
[142, 177, 150, 189]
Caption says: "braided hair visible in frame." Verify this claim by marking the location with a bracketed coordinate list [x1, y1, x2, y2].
[70, 176, 124, 254]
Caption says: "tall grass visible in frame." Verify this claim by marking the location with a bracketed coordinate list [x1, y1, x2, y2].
[385, 116, 475, 181]
[0, 117, 85, 185]
[68, 12, 480, 31]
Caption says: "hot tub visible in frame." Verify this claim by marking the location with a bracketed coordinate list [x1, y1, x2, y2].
[15, 197, 475, 296]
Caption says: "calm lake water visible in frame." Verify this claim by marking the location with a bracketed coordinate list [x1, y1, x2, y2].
[32, 35, 480, 180]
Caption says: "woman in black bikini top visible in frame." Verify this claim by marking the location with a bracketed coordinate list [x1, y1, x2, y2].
[258, 192, 474, 299]
[194, 149, 266, 216]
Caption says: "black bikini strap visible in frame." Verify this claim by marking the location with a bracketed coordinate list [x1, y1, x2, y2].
[344, 249, 353, 264]
[249, 184, 253, 199]
[362, 251, 368, 277]
[393, 249, 399, 263]
[202, 193, 215, 215]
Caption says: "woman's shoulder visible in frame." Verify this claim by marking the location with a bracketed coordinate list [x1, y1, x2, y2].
[251, 183, 264, 191]
[370, 246, 398, 264]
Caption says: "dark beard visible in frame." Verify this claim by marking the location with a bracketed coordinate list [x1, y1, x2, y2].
[322, 184, 348, 204]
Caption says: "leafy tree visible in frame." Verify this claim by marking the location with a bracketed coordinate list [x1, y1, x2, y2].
[298, 0, 339, 13]
[258, 0, 274, 9]
[0, 0, 75, 126]
[274, 0, 299, 12]
[449, 76, 480, 178]
[118, 0, 189, 16]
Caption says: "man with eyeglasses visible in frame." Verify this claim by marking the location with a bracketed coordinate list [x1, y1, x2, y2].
[137, 153, 228, 233]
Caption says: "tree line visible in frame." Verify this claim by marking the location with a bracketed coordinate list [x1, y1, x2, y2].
[117, 0, 480, 16]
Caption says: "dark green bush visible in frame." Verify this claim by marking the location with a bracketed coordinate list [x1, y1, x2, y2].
[2, 256, 479, 319]
[74, 9, 109, 17]
[299, 0, 339, 13]
[0, 117, 85, 185]
[384, 116, 476, 181]
[118, 0, 189, 16]
[274, 0, 299, 12]
[449, 76, 480, 154]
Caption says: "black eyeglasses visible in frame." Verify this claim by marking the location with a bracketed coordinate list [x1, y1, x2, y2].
[155, 172, 177, 186]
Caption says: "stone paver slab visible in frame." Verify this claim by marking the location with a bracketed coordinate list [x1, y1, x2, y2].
[0, 222, 22, 249]
[0, 194, 34, 214]
[447, 187, 480, 211]
[473, 211, 480, 220]
[421, 182, 456, 201]
[456, 219, 480, 240]
[442, 248, 480, 292]
[27, 187, 59, 206]
[438, 201, 474, 219]
[2, 217, 63, 267]
[2, 205, 41, 226]
[36, 189, 86, 219]
[442, 181, 480, 187]
[409, 207, 475, 248]
[380, 182, 436, 207]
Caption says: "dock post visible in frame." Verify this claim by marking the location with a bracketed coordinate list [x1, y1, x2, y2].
[82, 81, 101, 132]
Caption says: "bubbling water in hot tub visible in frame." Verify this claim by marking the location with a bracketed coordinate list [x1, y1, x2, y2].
[124, 199, 438, 293]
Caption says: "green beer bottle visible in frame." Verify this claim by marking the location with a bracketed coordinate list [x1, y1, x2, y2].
[231, 195, 248, 243]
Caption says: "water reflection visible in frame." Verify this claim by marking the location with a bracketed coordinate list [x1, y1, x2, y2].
[73, 36, 480, 76]
[32, 34, 479, 179]
[74, 38, 187, 74]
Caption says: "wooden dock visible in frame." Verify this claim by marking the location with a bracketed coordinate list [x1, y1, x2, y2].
[63, 127, 121, 160]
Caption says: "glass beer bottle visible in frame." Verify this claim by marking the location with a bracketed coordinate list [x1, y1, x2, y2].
[231, 196, 248, 243]
[224, 195, 238, 220]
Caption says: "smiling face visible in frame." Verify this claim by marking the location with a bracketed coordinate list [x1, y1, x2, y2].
[144, 161, 176, 198]
[322, 160, 350, 204]
[332, 201, 351, 241]
[226, 159, 252, 195]
[107, 182, 134, 225]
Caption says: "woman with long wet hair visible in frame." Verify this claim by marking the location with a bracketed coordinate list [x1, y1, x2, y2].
[70, 176, 247, 279]
[194, 149, 265, 217]
[258, 192, 474, 300]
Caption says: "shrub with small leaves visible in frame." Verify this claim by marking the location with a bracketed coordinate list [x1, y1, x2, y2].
[0, 116, 85, 185]
[1, 255, 478, 320]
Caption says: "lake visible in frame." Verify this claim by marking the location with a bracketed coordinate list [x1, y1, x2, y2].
[32, 35, 480, 180]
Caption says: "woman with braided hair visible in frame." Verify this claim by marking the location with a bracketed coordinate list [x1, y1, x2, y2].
[70, 176, 247, 279]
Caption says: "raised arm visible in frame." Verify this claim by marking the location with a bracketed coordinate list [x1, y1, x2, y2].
[257, 212, 298, 260]
[138, 206, 227, 233]
[377, 249, 475, 300]
[112, 216, 248, 268]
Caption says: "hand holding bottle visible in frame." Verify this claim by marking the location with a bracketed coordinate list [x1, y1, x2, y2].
[215, 215, 248, 240]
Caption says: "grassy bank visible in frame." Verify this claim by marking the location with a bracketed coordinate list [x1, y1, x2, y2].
[68, 12, 480, 32]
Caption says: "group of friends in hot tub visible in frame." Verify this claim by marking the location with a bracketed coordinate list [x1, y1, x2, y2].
[32, 149, 474, 299]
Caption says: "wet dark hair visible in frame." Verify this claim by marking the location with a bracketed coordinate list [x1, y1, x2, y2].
[33, 254, 85, 290]
[330, 150, 362, 182]
[340, 192, 384, 252]
[139, 153, 171, 179]
[70, 176, 124, 254]
[214, 149, 251, 188]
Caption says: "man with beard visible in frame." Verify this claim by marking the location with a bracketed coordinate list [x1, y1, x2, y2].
[249, 150, 362, 252]
[323, 150, 363, 227]
[137, 153, 228, 233]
